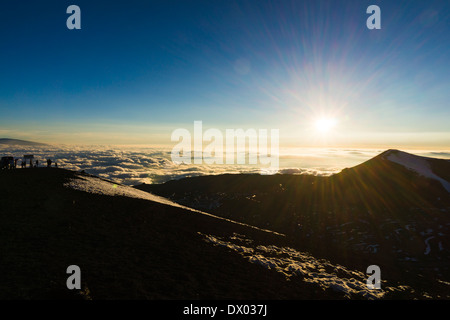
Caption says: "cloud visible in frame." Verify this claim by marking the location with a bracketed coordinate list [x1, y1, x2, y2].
[278, 168, 336, 176]
[423, 151, 450, 159]
[2, 145, 446, 186]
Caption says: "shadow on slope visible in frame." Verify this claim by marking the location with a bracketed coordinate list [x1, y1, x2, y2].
[0, 167, 351, 300]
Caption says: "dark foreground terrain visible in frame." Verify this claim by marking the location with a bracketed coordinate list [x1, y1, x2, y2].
[1, 149, 449, 300]
[0, 167, 370, 300]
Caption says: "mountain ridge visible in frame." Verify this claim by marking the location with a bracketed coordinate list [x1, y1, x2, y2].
[0, 138, 48, 146]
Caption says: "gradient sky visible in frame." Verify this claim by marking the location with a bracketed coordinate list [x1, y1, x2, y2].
[0, 0, 449, 148]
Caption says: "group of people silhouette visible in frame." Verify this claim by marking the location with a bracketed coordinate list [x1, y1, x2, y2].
[1, 156, 58, 169]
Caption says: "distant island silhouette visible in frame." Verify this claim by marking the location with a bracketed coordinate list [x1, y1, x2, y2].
[0, 138, 48, 146]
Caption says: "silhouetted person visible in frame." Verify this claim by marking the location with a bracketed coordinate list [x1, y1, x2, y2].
[55, 162, 58, 168]
[47, 159, 52, 168]
[36, 160, 39, 168]
[14, 159, 18, 169]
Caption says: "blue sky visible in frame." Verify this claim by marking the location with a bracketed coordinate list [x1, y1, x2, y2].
[0, 0, 449, 147]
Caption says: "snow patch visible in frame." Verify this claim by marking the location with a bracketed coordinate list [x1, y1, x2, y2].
[199, 233, 398, 299]
[424, 236, 435, 255]
[386, 151, 450, 192]
[64, 174, 188, 208]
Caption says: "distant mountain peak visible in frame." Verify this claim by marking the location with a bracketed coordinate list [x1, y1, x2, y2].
[382, 149, 450, 192]
[380, 149, 407, 157]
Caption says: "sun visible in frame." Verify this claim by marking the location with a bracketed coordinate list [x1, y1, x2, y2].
[314, 117, 337, 133]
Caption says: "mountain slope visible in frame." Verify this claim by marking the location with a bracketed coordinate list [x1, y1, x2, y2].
[138, 149, 450, 231]
[136, 149, 450, 298]
[0, 168, 292, 299]
[383, 149, 450, 192]
[329, 149, 450, 211]
[339, 149, 450, 194]
[0, 167, 402, 299]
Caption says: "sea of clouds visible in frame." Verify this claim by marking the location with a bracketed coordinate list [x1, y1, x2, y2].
[1, 144, 448, 186]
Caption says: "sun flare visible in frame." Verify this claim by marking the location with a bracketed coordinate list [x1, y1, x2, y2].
[315, 118, 337, 133]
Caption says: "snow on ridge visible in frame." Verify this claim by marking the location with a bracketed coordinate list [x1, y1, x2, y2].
[200, 233, 398, 299]
[64, 174, 194, 208]
[385, 150, 450, 192]
[63, 173, 285, 236]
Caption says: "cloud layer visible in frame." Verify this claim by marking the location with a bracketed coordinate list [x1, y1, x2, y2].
[1, 145, 448, 186]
